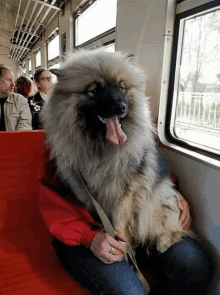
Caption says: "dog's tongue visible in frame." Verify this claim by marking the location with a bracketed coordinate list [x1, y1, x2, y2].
[103, 117, 127, 145]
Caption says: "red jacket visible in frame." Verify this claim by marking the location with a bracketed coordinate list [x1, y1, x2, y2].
[38, 144, 178, 248]
[38, 147, 102, 247]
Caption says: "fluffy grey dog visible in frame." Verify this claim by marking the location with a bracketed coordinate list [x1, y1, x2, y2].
[41, 49, 194, 253]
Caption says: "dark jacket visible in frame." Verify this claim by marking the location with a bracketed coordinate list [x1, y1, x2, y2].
[28, 92, 45, 130]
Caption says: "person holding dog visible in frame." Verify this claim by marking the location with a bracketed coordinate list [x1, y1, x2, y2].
[39, 148, 212, 295]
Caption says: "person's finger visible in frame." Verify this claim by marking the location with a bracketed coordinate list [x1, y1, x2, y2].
[109, 245, 122, 256]
[180, 213, 188, 227]
[108, 236, 127, 254]
[180, 206, 192, 229]
[182, 215, 192, 230]
[179, 210, 187, 224]
[99, 255, 113, 264]
[104, 252, 124, 263]
[178, 198, 184, 211]
[179, 197, 189, 220]
[115, 230, 127, 242]
[179, 204, 190, 224]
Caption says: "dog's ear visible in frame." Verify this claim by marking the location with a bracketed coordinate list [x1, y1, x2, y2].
[50, 69, 63, 77]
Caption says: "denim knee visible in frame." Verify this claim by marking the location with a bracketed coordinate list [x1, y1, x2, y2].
[157, 237, 211, 282]
[52, 239, 147, 295]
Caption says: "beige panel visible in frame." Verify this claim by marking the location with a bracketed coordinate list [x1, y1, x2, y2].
[116, 0, 167, 118]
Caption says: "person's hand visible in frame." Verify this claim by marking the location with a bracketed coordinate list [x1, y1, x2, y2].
[90, 229, 127, 264]
[176, 191, 192, 230]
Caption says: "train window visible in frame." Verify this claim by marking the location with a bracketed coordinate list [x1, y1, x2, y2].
[171, 6, 220, 152]
[96, 41, 115, 52]
[49, 63, 60, 84]
[35, 50, 41, 68]
[158, 0, 220, 167]
[75, 0, 117, 47]
[48, 34, 60, 62]
[28, 59, 32, 72]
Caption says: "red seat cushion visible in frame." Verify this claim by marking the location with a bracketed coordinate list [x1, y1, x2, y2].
[0, 130, 155, 294]
[0, 131, 90, 294]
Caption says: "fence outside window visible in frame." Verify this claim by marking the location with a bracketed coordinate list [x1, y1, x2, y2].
[174, 92, 220, 151]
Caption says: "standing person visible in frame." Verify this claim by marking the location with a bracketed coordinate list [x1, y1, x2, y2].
[28, 68, 53, 130]
[15, 75, 32, 98]
[0, 65, 32, 131]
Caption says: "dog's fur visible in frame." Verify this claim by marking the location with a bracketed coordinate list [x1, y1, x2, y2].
[41, 49, 194, 253]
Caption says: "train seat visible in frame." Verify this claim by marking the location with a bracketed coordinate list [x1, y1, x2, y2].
[0, 130, 155, 295]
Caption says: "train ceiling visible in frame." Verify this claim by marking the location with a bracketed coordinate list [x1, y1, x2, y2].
[6, 0, 66, 61]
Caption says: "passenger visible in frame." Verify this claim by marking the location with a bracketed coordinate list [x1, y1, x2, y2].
[15, 75, 32, 98]
[39, 149, 212, 295]
[0, 65, 32, 131]
[28, 68, 53, 130]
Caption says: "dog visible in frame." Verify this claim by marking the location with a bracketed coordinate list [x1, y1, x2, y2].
[41, 49, 194, 253]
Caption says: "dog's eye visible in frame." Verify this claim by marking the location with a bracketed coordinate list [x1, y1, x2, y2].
[119, 81, 126, 93]
[86, 83, 98, 97]
[87, 88, 97, 97]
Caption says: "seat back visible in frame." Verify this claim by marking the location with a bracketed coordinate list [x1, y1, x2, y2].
[0, 130, 90, 295]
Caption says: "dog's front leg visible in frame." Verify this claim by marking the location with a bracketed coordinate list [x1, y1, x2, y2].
[113, 195, 134, 251]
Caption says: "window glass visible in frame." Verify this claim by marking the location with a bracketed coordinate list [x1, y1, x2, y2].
[48, 35, 60, 60]
[49, 63, 60, 83]
[95, 42, 115, 52]
[75, 0, 117, 46]
[171, 7, 220, 152]
[104, 42, 115, 52]
[28, 59, 32, 72]
[35, 51, 41, 68]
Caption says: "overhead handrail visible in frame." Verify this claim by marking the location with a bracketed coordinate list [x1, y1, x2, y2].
[16, 0, 57, 61]
[11, 0, 32, 59]
[9, 0, 22, 58]
[14, 0, 49, 60]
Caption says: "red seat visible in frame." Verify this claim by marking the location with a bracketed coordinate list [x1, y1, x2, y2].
[0, 130, 155, 294]
[0, 131, 90, 295]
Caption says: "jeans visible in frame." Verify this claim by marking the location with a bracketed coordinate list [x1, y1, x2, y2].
[52, 237, 212, 295]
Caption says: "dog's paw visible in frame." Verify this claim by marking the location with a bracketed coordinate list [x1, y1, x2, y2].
[156, 229, 195, 253]
[156, 235, 174, 253]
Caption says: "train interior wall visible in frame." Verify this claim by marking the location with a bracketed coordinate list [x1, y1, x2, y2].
[0, 0, 219, 293]
[117, 2, 220, 293]
[0, 1, 19, 75]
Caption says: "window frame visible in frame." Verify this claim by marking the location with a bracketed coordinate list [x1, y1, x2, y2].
[158, 0, 220, 169]
[47, 29, 60, 67]
[74, 0, 117, 50]
[35, 49, 41, 69]
[94, 40, 116, 52]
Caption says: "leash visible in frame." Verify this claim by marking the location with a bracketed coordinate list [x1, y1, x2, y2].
[71, 169, 150, 294]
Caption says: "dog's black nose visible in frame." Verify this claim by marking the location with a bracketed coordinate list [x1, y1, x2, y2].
[111, 102, 127, 114]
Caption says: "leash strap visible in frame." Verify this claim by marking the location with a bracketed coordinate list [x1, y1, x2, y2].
[71, 169, 150, 294]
